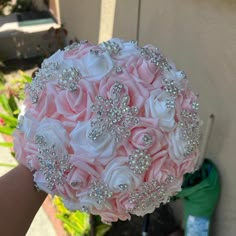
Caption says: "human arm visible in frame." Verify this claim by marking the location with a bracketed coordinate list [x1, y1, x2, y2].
[0, 164, 47, 236]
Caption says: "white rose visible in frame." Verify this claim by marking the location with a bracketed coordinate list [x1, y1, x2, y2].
[35, 118, 70, 150]
[70, 121, 117, 165]
[145, 90, 176, 131]
[168, 126, 187, 162]
[102, 157, 142, 192]
[77, 51, 114, 81]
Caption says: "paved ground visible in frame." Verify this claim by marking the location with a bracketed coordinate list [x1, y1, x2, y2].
[0, 134, 57, 236]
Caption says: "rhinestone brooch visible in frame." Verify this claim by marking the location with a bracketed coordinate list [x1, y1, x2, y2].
[179, 110, 201, 157]
[128, 149, 151, 175]
[35, 135, 71, 190]
[89, 81, 139, 142]
[88, 181, 113, 206]
[128, 176, 174, 214]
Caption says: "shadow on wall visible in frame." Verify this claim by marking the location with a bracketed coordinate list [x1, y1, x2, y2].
[0, 26, 67, 62]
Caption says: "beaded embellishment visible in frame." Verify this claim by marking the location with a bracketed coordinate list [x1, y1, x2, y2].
[89, 82, 139, 142]
[140, 47, 172, 71]
[88, 181, 113, 206]
[58, 67, 81, 91]
[100, 40, 121, 55]
[179, 110, 201, 157]
[128, 176, 174, 214]
[35, 135, 71, 190]
[128, 149, 151, 175]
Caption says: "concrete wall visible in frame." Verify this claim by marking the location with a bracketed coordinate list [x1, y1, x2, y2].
[59, 0, 236, 234]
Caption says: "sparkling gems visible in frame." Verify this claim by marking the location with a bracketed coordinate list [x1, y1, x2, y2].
[90, 49, 100, 55]
[80, 206, 89, 213]
[101, 40, 121, 55]
[151, 56, 172, 70]
[192, 101, 199, 111]
[25, 62, 59, 103]
[179, 110, 201, 157]
[142, 134, 153, 145]
[114, 66, 123, 73]
[130, 40, 138, 45]
[166, 99, 176, 109]
[64, 42, 80, 51]
[25, 79, 43, 103]
[140, 47, 172, 71]
[89, 82, 139, 142]
[128, 178, 174, 215]
[128, 149, 151, 175]
[35, 135, 71, 190]
[58, 67, 81, 91]
[118, 184, 128, 191]
[88, 181, 113, 205]
[163, 79, 180, 97]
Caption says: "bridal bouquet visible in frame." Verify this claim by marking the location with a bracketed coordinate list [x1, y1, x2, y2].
[14, 38, 201, 223]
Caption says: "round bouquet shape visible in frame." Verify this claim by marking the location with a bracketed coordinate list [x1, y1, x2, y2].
[14, 38, 201, 223]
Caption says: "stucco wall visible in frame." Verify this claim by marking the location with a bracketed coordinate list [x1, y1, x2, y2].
[138, 1, 236, 235]
[59, 0, 236, 234]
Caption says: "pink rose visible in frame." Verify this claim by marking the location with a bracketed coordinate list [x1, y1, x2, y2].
[99, 74, 150, 110]
[125, 55, 159, 85]
[55, 79, 98, 122]
[129, 118, 167, 154]
[13, 130, 29, 167]
[30, 82, 60, 121]
[102, 157, 142, 192]
[64, 41, 95, 60]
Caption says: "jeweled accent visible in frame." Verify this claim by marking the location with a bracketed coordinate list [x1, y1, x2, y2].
[58, 67, 81, 91]
[25, 62, 59, 103]
[25, 79, 44, 103]
[179, 110, 201, 157]
[163, 79, 180, 97]
[166, 99, 176, 109]
[80, 205, 89, 213]
[89, 82, 139, 142]
[90, 49, 100, 55]
[128, 149, 151, 175]
[114, 66, 123, 73]
[142, 134, 153, 145]
[128, 176, 174, 214]
[35, 135, 71, 190]
[64, 42, 80, 51]
[192, 101, 199, 111]
[101, 40, 121, 55]
[140, 47, 171, 71]
[88, 181, 113, 205]
[118, 184, 128, 191]
[130, 40, 138, 45]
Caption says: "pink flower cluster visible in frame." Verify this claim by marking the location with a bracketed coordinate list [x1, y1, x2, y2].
[14, 38, 201, 223]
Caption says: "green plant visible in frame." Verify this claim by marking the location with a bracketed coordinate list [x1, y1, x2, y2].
[0, 71, 110, 235]
[53, 196, 90, 236]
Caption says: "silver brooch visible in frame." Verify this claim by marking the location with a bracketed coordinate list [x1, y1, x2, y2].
[100, 40, 121, 55]
[140, 47, 172, 71]
[142, 134, 153, 145]
[89, 82, 139, 142]
[35, 135, 71, 190]
[25, 62, 59, 104]
[128, 176, 174, 214]
[88, 180, 113, 205]
[179, 110, 201, 157]
[58, 67, 81, 91]
[128, 149, 151, 175]
[64, 42, 80, 51]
